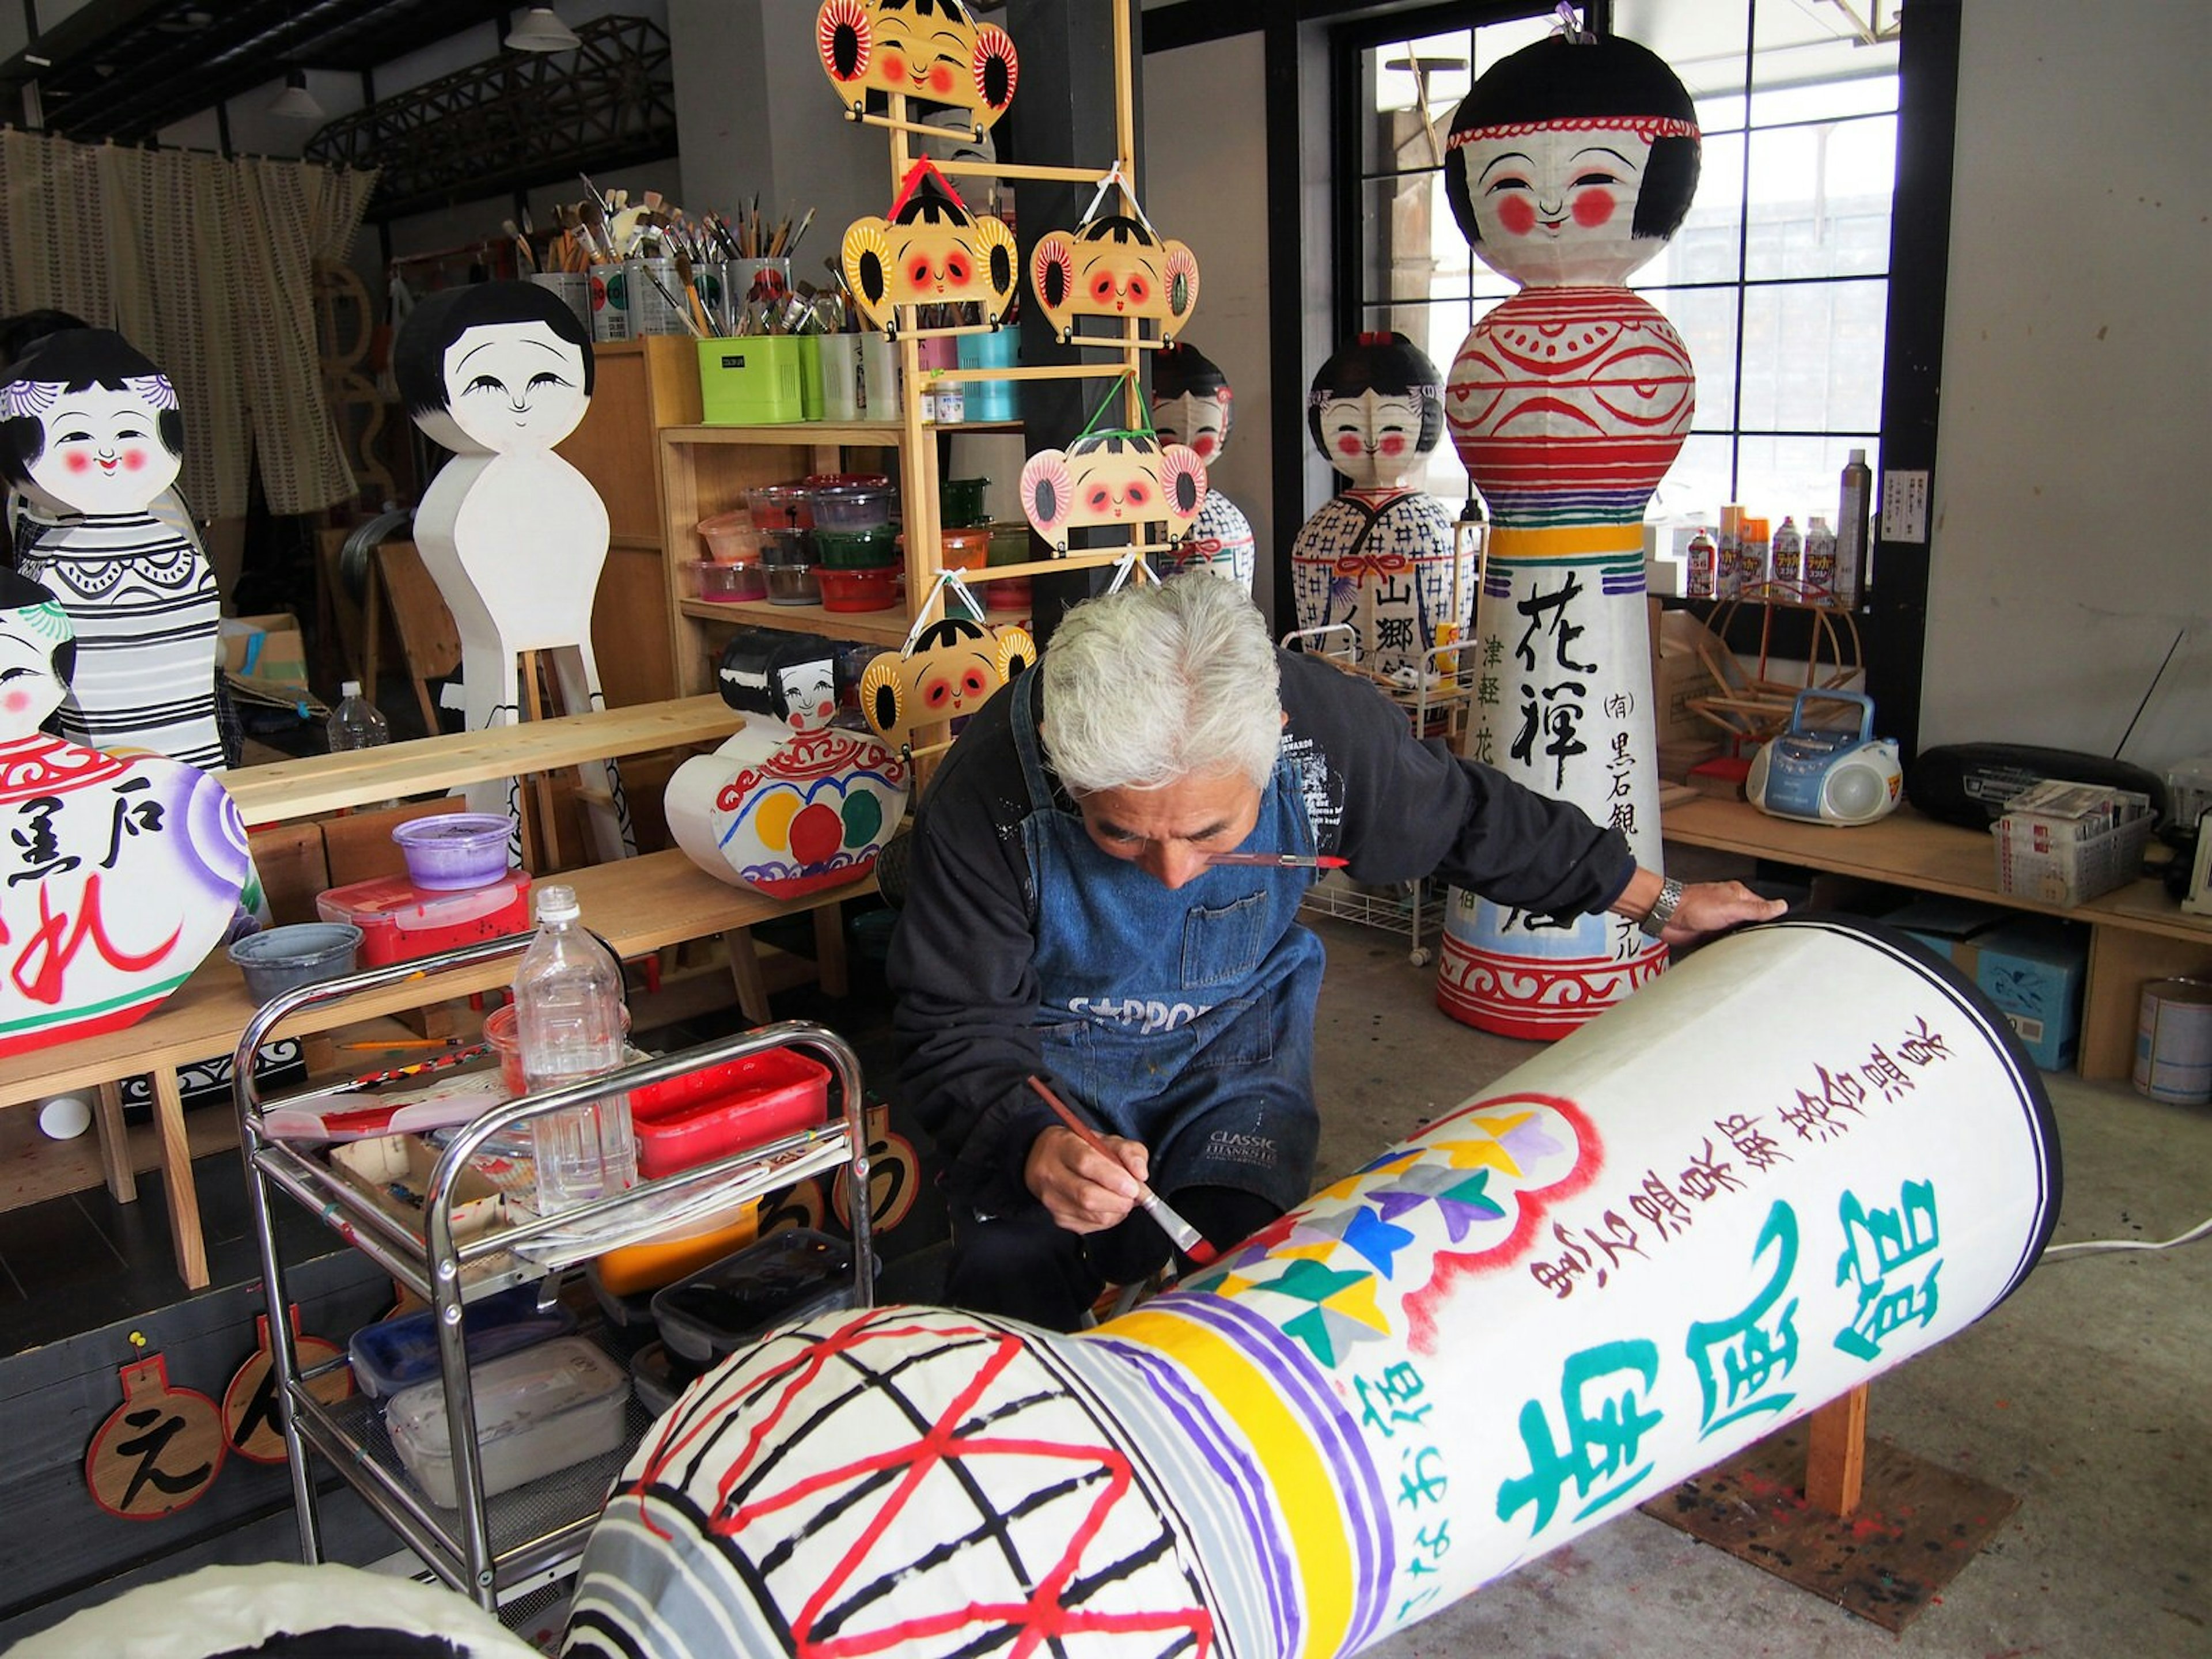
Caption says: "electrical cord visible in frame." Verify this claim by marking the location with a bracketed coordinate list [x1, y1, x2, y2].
[2040, 1213, 2212, 1259]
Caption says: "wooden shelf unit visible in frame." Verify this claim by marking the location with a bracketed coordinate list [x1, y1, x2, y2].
[1661, 795, 2212, 1081]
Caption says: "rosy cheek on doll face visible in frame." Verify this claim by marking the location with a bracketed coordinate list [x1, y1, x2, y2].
[65, 453, 91, 474]
[1497, 196, 1537, 237]
[2, 689, 30, 715]
[124, 448, 147, 472]
[1336, 434, 1363, 459]
[926, 63, 955, 95]
[1571, 188, 1617, 229]
[880, 52, 907, 85]
[1191, 435, 1216, 460]
[1377, 434, 1406, 458]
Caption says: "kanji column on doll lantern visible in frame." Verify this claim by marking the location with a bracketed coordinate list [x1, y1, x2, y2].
[1434, 27, 1702, 1038]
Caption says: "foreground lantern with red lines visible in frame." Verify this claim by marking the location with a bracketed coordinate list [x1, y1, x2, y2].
[1433, 28, 1704, 1039]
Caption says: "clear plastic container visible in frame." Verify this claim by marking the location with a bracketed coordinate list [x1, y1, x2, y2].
[347, 1283, 576, 1399]
[817, 567, 900, 612]
[765, 563, 821, 606]
[384, 1336, 628, 1508]
[747, 482, 813, 532]
[812, 525, 899, 569]
[391, 813, 514, 890]
[695, 509, 760, 563]
[650, 1228, 872, 1365]
[326, 681, 389, 753]
[940, 477, 990, 528]
[695, 558, 768, 602]
[759, 525, 812, 567]
[810, 483, 896, 530]
[939, 525, 991, 570]
[513, 885, 637, 1213]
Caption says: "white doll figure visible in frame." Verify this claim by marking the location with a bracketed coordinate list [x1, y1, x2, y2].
[1149, 342, 1255, 593]
[393, 283, 634, 862]
[0, 570, 249, 1058]
[0, 329, 224, 770]
[1288, 332, 1471, 680]
[666, 628, 910, 899]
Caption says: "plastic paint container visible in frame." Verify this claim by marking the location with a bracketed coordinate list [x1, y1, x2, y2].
[810, 483, 897, 531]
[228, 924, 362, 1003]
[2134, 978, 2212, 1105]
[391, 814, 514, 890]
[695, 559, 768, 601]
[940, 477, 991, 528]
[817, 566, 901, 612]
[812, 525, 899, 569]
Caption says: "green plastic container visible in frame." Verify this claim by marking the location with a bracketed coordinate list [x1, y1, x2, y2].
[941, 476, 991, 528]
[813, 525, 900, 569]
[698, 336, 805, 425]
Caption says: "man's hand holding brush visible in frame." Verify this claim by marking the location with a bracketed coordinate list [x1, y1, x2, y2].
[1025, 1118, 1150, 1234]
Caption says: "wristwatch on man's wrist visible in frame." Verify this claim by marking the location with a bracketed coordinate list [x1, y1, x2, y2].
[1639, 876, 1686, 938]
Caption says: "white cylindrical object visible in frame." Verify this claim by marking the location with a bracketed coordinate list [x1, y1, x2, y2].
[2133, 977, 2212, 1105]
[37, 1094, 93, 1139]
[569, 918, 2059, 1659]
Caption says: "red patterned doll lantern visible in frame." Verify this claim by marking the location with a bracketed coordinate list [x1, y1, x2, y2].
[1434, 28, 1702, 1039]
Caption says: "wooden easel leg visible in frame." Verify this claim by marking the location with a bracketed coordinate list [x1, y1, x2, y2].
[518, 650, 562, 872]
[151, 1066, 209, 1290]
[724, 927, 772, 1027]
[1805, 1382, 1869, 1517]
[95, 1080, 134, 1202]
[812, 900, 849, 999]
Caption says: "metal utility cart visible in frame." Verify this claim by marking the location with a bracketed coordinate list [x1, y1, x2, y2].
[233, 936, 873, 1613]
[1282, 623, 1480, 965]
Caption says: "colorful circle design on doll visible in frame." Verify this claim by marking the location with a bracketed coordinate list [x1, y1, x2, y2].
[706, 728, 911, 900]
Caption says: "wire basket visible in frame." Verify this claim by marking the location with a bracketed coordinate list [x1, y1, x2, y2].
[1992, 808, 2155, 906]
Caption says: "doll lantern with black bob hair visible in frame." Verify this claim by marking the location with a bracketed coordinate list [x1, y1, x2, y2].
[1441, 32, 1700, 252]
[393, 282, 597, 425]
[0, 328, 185, 488]
[1305, 332, 1445, 459]
[1152, 342, 1233, 452]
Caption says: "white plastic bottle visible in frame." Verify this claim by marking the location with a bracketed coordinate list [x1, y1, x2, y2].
[512, 884, 637, 1212]
[1803, 516, 1838, 599]
[326, 681, 390, 753]
[1836, 449, 1873, 608]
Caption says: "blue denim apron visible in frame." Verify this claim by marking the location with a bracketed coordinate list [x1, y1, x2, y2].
[1013, 671, 1323, 1212]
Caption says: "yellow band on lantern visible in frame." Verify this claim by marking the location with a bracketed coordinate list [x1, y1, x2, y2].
[1484, 524, 1645, 563]
[1109, 1308, 1355, 1657]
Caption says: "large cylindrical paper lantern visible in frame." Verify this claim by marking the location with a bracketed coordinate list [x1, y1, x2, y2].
[562, 920, 2058, 1659]
[1434, 32, 1702, 1037]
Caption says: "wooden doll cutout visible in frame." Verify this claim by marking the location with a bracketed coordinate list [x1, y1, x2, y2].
[1287, 332, 1470, 681]
[1150, 343, 1255, 593]
[816, 0, 1020, 138]
[0, 571, 249, 1058]
[394, 283, 635, 862]
[840, 160, 1020, 334]
[0, 329, 224, 770]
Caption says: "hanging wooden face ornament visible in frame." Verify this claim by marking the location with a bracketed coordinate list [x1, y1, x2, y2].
[816, 0, 1018, 137]
[1019, 430, 1208, 553]
[841, 160, 1019, 332]
[858, 613, 1035, 748]
[1031, 215, 1200, 347]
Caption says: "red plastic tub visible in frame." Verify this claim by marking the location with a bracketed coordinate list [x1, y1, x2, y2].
[629, 1047, 832, 1178]
[816, 565, 901, 612]
[316, 872, 533, 968]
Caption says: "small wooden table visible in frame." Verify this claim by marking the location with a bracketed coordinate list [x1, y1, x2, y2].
[1662, 796, 2211, 1080]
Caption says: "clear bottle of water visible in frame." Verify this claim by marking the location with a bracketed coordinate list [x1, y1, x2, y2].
[325, 681, 390, 752]
[513, 884, 637, 1212]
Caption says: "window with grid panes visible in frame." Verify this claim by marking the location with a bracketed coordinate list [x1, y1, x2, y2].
[1343, 1, 1899, 571]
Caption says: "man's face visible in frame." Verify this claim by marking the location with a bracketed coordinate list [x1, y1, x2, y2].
[1071, 767, 1265, 891]
[26, 384, 180, 513]
[1455, 123, 1658, 286]
[442, 321, 589, 452]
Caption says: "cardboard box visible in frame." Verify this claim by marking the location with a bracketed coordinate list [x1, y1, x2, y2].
[219, 611, 308, 692]
[1885, 896, 2012, 969]
[1972, 917, 2088, 1071]
[1653, 606, 1726, 746]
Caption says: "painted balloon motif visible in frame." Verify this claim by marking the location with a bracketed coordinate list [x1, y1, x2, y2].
[667, 725, 910, 901]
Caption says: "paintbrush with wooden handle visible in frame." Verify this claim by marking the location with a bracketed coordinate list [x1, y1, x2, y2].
[1026, 1074, 1219, 1267]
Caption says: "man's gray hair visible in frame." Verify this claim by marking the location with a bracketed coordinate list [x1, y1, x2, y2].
[1040, 573, 1283, 793]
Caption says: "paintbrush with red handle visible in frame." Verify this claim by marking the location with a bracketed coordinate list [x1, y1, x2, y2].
[1026, 1074, 1219, 1267]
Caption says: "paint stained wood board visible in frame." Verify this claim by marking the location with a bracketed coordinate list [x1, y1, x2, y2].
[0, 1249, 390, 1619]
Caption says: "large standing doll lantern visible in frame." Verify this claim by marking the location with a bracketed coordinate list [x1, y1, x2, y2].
[1434, 29, 1701, 1039]
[1289, 332, 1472, 680]
[0, 329, 225, 771]
[0, 571, 249, 1058]
[394, 282, 634, 862]
[1150, 343, 1256, 593]
[665, 630, 911, 900]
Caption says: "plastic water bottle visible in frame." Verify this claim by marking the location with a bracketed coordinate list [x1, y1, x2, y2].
[325, 681, 389, 753]
[512, 884, 637, 1213]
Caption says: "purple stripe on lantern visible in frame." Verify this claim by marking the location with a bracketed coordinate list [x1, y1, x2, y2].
[1090, 1336, 1305, 1657]
[1148, 1294, 1396, 1650]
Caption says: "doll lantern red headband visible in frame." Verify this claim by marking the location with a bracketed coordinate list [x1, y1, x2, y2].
[840, 159, 1020, 335]
[816, 0, 1018, 138]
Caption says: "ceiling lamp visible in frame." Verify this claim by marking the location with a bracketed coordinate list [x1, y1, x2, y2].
[267, 69, 325, 120]
[505, 7, 583, 52]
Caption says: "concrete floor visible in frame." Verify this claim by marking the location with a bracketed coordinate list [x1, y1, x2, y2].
[1302, 911, 2211, 1659]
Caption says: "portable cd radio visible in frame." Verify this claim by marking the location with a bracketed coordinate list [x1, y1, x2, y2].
[1746, 689, 1904, 827]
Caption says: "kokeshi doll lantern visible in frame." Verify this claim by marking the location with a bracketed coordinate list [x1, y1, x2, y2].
[562, 921, 2059, 1658]
[1434, 30, 1702, 1037]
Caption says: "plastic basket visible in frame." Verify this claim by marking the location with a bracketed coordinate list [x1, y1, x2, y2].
[1991, 809, 2155, 906]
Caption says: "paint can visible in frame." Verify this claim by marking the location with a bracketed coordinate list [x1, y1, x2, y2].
[626, 257, 689, 336]
[589, 264, 632, 342]
[527, 271, 591, 335]
[2133, 977, 2212, 1105]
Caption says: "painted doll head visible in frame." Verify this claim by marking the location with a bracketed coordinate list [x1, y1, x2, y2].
[816, 0, 1018, 135]
[1031, 214, 1200, 346]
[1019, 430, 1208, 551]
[1150, 342, 1234, 465]
[714, 629, 842, 732]
[858, 615, 1034, 747]
[1443, 33, 1700, 288]
[393, 281, 596, 457]
[1306, 332, 1445, 490]
[841, 162, 1020, 329]
[0, 329, 184, 516]
[0, 569, 75, 740]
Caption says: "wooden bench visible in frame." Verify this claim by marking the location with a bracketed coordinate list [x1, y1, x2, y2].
[1662, 796, 2211, 1080]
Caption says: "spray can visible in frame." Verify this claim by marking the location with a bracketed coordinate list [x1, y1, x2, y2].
[1739, 516, 1772, 592]
[1804, 515, 1837, 600]
[1836, 448, 1873, 607]
[1684, 527, 1717, 599]
[1770, 515, 1802, 585]
[1717, 504, 1744, 599]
